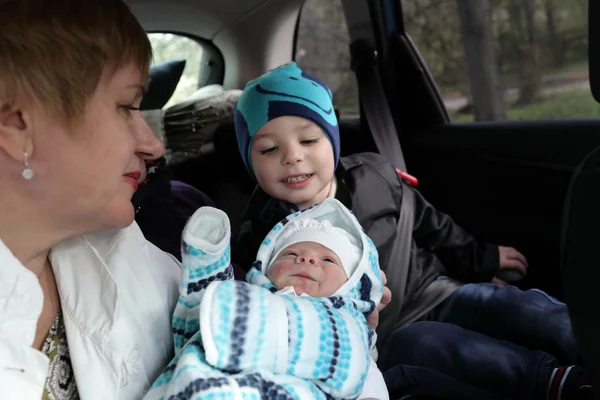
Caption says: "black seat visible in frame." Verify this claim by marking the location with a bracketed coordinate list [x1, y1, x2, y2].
[167, 121, 255, 233]
[560, 144, 600, 392]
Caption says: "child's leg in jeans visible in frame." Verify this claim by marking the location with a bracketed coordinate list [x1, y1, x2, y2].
[425, 283, 578, 364]
[378, 321, 590, 400]
[173, 206, 234, 354]
[383, 364, 505, 400]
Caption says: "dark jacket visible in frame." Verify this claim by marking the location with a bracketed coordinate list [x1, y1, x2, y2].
[232, 152, 500, 343]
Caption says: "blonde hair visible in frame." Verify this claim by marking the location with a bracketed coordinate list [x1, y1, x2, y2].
[0, 0, 152, 122]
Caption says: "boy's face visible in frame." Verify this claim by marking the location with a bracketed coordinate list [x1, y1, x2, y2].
[267, 242, 348, 297]
[250, 116, 335, 210]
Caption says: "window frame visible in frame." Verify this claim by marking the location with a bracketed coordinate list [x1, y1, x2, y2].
[147, 31, 225, 92]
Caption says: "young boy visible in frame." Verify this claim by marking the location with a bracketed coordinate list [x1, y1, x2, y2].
[146, 198, 389, 400]
[231, 62, 592, 399]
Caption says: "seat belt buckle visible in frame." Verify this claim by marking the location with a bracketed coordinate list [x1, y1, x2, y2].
[396, 168, 419, 187]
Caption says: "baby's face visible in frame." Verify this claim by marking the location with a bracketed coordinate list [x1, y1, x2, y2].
[267, 242, 348, 297]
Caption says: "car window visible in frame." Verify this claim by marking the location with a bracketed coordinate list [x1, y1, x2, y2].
[401, 0, 593, 122]
[148, 33, 204, 108]
[295, 0, 358, 117]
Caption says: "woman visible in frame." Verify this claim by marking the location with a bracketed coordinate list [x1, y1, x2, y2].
[0, 2, 392, 399]
[0, 1, 180, 398]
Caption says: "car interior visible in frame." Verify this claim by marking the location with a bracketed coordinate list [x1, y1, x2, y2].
[129, 0, 600, 397]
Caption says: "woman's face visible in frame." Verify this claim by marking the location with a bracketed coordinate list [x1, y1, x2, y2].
[28, 61, 163, 234]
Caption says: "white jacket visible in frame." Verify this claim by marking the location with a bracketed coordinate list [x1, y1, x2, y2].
[0, 222, 181, 400]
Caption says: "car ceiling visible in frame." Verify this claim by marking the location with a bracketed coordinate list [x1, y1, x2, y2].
[127, 0, 271, 39]
[127, 0, 304, 88]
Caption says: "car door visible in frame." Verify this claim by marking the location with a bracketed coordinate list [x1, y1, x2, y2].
[343, 0, 600, 298]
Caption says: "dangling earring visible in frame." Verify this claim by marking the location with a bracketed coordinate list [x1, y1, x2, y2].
[22, 152, 34, 180]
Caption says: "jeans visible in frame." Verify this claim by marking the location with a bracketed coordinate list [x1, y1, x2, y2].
[378, 283, 578, 399]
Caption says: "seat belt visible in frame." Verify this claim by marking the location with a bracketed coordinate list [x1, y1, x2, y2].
[351, 38, 416, 342]
[351, 39, 407, 172]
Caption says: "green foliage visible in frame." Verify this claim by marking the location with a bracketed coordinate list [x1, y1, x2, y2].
[404, 0, 465, 88]
[148, 33, 204, 108]
[403, 0, 588, 91]
[295, 0, 358, 114]
[453, 88, 600, 123]
[144, 0, 590, 120]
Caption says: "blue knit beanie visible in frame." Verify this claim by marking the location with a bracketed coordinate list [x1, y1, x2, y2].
[233, 62, 340, 177]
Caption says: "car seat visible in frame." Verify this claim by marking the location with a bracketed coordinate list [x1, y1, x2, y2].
[560, 143, 600, 393]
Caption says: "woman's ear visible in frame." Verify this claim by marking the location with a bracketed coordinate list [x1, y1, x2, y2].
[0, 101, 33, 162]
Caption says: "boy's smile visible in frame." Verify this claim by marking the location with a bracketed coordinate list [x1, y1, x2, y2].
[282, 173, 313, 188]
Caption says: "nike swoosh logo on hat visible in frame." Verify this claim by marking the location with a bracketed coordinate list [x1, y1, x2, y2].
[256, 84, 333, 115]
